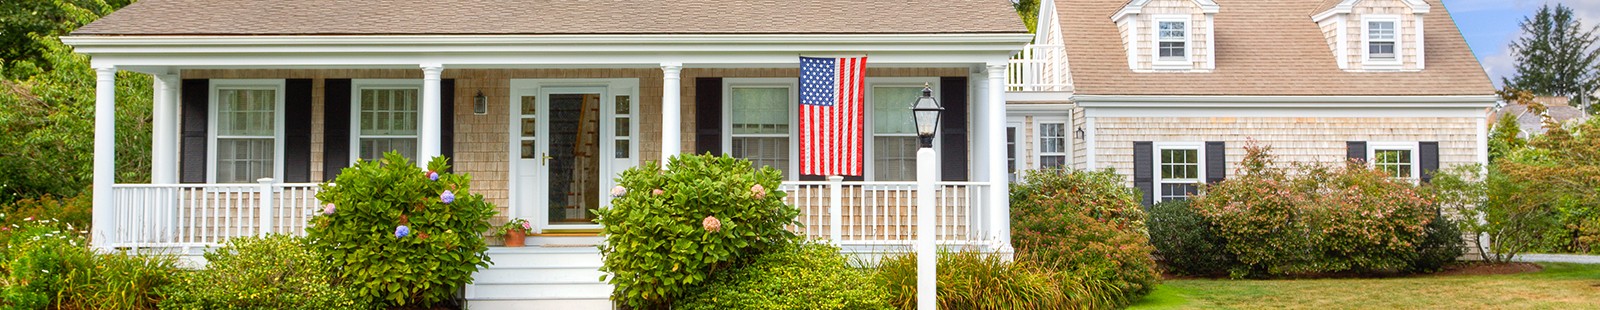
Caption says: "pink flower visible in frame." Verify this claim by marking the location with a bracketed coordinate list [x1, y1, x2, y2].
[702, 216, 722, 232]
[520, 221, 532, 231]
[610, 186, 628, 197]
[652, 189, 665, 196]
[322, 203, 336, 215]
[751, 184, 767, 199]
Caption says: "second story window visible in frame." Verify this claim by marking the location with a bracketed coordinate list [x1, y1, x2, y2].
[1367, 20, 1398, 61]
[1157, 20, 1188, 60]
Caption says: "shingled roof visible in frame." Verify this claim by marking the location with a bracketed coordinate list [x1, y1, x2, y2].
[1060, 0, 1494, 96]
[72, 0, 1027, 36]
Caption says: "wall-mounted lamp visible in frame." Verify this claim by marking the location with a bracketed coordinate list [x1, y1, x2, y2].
[1074, 127, 1086, 140]
[473, 91, 488, 115]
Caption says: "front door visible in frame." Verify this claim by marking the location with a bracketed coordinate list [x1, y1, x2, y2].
[510, 80, 638, 232]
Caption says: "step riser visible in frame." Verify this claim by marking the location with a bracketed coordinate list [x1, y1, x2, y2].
[467, 299, 612, 310]
[466, 283, 613, 300]
[473, 267, 606, 284]
[485, 253, 604, 268]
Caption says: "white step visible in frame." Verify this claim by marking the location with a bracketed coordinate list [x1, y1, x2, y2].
[465, 246, 615, 304]
[465, 282, 613, 300]
[483, 247, 604, 268]
[467, 299, 612, 310]
[473, 266, 606, 284]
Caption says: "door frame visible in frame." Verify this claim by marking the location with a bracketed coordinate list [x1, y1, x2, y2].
[507, 78, 640, 233]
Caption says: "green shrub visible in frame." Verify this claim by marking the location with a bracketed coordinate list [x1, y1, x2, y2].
[1429, 165, 1562, 262]
[1407, 214, 1465, 273]
[594, 154, 799, 309]
[0, 195, 91, 233]
[160, 234, 369, 309]
[1191, 144, 1437, 277]
[674, 242, 890, 310]
[876, 251, 1065, 310]
[1147, 199, 1235, 276]
[307, 152, 496, 307]
[1, 219, 176, 310]
[1010, 168, 1159, 306]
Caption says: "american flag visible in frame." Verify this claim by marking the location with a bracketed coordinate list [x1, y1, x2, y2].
[798, 56, 866, 177]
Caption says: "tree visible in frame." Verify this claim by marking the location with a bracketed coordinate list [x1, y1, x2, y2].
[0, 0, 135, 79]
[1013, 0, 1039, 34]
[1503, 3, 1600, 114]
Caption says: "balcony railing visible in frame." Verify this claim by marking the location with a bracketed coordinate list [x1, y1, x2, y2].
[1008, 44, 1071, 92]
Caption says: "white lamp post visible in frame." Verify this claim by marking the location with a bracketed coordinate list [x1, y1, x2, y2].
[910, 84, 943, 309]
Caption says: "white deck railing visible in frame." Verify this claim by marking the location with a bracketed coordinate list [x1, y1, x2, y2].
[104, 179, 996, 249]
[1008, 44, 1070, 92]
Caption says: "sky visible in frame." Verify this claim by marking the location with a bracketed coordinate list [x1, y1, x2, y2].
[1446, 0, 1600, 87]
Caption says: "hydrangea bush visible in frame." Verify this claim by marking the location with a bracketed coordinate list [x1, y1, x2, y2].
[306, 152, 496, 307]
[594, 154, 799, 309]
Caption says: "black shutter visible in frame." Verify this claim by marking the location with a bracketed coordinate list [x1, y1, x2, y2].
[1346, 141, 1368, 164]
[284, 79, 313, 182]
[940, 77, 968, 181]
[440, 79, 456, 172]
[694, 77, 723, 156]
[1133, 141, 1154, 206]
[323, 79, 352, 181]
[179, 79, 209, 184]
[1205, 141, 1225, 184]
[1419, 141, 1439, 183]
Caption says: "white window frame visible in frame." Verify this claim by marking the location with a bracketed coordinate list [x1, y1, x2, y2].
[349, 79, 425, 164]
[1362, 15, 1403, 68]
[1006, 119, 1024, 183]
[864, 77, 940, 181]
[1152, 15, 1192, 69]
[207, 79, 287, 184]
[1033, 116, 1071, 170]
[721, 78, 800, 181]
[1368, 141, 1420, 184]
[1152, 142, 1205, 202]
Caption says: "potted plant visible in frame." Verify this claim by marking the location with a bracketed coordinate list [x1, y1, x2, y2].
[498, 218, 533, 247]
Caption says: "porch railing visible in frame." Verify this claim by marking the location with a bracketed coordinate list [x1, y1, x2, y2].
[1007, 43, 1071, 92]
[108, 179, 321, 249]
[779, 178, 993, 247]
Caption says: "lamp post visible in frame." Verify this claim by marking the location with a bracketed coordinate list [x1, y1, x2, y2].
[910, 84, 943, 309]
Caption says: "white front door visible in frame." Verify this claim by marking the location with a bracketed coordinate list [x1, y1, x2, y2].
[510, 79, 638, 232]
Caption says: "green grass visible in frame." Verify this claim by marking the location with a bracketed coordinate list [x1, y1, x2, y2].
[1129, 263, 1600, 310]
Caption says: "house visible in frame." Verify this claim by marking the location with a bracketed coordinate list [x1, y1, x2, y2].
[1489, 96, 1592, 139]
[1005, 0, 1495, 205]
[64, 0, 1030, 308]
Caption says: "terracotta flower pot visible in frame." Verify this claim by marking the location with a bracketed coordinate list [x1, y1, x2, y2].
[505, 230, 527, 247]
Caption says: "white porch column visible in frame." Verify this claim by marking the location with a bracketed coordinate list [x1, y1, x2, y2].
[660, 63, 684, 166]
[985, 62, 1011, 251]
[91, 66, 117, 250]
[419, 65, 444, 165]
[151, 73, 180, 184]
[971, 67, 990, 183]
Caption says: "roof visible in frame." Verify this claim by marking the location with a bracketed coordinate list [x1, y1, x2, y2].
[72, 0, 1027, 36]
[1490, 99, 1592, 133]
[1059, 0, 1494, 96]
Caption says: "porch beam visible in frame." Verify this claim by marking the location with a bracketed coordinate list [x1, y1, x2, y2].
[151, 73, 179, 184]
[419, 65, 443, 165]
[984, 62, 1011, 251]
[661, 63, 683, 166]
[92, 66, 117, 250]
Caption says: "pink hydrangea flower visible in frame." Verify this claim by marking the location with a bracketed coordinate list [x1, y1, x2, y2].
[322, 203, 336, 215]
[652, 189, 665, 196]
[441, 190, 455, 204]
[702, 216, 722, 232]
[751, 184, 767, 199]
[610, 186, 628, 198]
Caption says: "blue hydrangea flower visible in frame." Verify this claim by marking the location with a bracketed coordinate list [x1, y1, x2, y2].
[395, 225, 410, 238]
[427, 170, 440, 181]
[441, 190, 455, 204]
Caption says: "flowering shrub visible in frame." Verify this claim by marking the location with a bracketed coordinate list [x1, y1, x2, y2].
[0, 218, 177, 310]
[1190, 144, 1438, 277]
[160, 234, 369, 309]
[675, 242, 891, 310]
[306, 152, 496, 307]
[876, 250, 1065, 310]
[594, 154, 799, 309]
[1009, 168, 1159, 308]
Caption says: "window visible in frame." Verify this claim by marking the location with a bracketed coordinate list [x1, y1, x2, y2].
[1157, 20, 1188, 60]
[353, 82, 422, 162]
[1367, 20, 1398, 61]
[210, 81, 284, 184]
[1037, 121, 1069, 169]
[729, 86, 793, 179]
[1156, 144, 1202, 202]
[871, 86, 925, 181]
[1006, 123, 1021, 183]
[1370, 143, 1417, 182]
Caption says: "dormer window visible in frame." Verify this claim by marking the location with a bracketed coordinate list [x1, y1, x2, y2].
[1158, 20, 1188, 60]
[1365, 19, 1399, 62]
[1113, 0, 1218, 71]
[1314, 0, 1429, 71]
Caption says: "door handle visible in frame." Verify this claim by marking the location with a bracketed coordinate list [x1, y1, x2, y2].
[541, 153, 552, 165]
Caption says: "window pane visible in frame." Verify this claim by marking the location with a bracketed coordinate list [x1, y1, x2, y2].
[1041, 156, 1067, 169]
[1160, 149, 1199, 179]
[1369, 42, 1396, 58]
[1007, 127, 1018, 182]
[1159, 21, 1186, 40]
[873, 136, 918, 181]
[216, 138, 274, 183]
[1160, 183, 1198, 202]
[359, 138, 418, 161]
[1160, 42, 1187, 58]
[1368, 21, 1395, 40]
[521, 96, 537, 115]
[872, 86, 921, 134]
[615, 140, 630, 159]
[360, 89, 419, 136]
[732, 137, 790, 179]
[615, 118, 630, 137]
[1040, 123, 1066, 153]
[732, 87, 790, 134]
[615, 96, 631, 114]
[216, 89, 276, 136]
[1375, 149, 1413, 178]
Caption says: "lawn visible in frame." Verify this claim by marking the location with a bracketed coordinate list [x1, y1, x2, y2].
[1129, 263, 1600, 309]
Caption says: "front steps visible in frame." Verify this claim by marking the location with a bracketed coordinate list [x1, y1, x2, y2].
[465, 243, 613, 309]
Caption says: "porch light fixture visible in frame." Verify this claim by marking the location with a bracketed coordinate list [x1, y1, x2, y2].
[1074, 127, 1086, 140]
[910, 84, 943, 148]
[473, 91, 488, 115]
